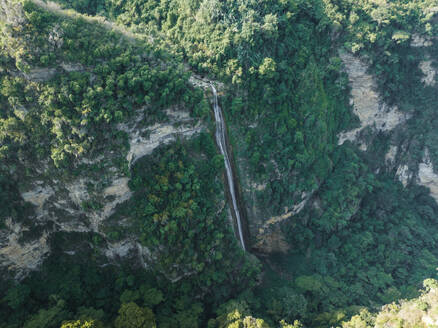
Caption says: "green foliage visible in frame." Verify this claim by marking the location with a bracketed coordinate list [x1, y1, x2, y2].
[52, 0, 354, 219]
[341, 279, 438, 328]
[113, 136, 259, 298]
[277, 145, 438, 325]
[211, 300, 271, 328]
[114, 302, 156, 328]
[0, 1, 202, 168]
[3, 0, 438, 327]
[0, 235, 250, 328]
[280, 320, 304, 328]
[3, 284, 30, 310]
[60, 320, 101, 328]
[23, 299, 70, 328]
[0, 170, 30, 227]
[267, 286, 307, 323]
[258, 58, 277, 79]
[141, 288, 164, 308]
[311, 146, 376, 233]
[341, 309, 375, 328]
[323, 0, 431, 106]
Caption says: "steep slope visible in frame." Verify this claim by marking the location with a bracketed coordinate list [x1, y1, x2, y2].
[0, 2, 262, 327]
[0, 0, 222, 279]
[3, 0, 438, 327]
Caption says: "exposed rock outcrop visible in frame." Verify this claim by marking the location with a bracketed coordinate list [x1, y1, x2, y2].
[0, 219, 50, 279]
[90, 178, 132, 231]
[22, 68, 58, 82]
[417, 149, 438, 202]
[253, 228, 290, 254]
[0, 0, 209, 280]
[248, 51, 419, 254]
[2, 106, 203, 278]
[420, 59, 436, 86]
[21, 185, 55, 218]
[251, 191, 314, 254]
[411, 34, 433, 48]
[338, 52, 410, 150]
[188, 74, 225, 90]
[396, 165, 412, 187]
[105, 240, 137, 259]
[60, 62, 85, 72]
[385, 145, 398, 166]
[120, 108, 203, 166]
[8, 63, 88, 82]
[66, 179, 89, 208]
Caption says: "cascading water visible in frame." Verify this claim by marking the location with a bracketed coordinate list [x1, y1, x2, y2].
[211, 84, 246, 251]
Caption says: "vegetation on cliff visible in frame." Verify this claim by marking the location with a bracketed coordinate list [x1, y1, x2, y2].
[2, 0, 438, 327]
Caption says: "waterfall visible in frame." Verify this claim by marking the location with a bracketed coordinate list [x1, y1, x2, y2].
[211, 84, 246, 251]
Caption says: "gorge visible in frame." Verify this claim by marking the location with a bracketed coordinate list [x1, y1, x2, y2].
[2, 0, 438, 327]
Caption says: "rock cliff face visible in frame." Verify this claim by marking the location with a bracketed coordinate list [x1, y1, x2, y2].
[420, 60, 436, 86]
[0, 105, 204, 278]
[337, 52, 410, 150]
[418, 149, 438, 202]
[0, 219, 50, 279]
[393, 37, 438, 196]
[235, 149, 295, 254]
[0, 0, 208, 279]
[122, 108, 204, 166]
[339, 47, 438, 205]
[235, 50, 409, 254]
[250, 190, 313, 254]
[238, 46, 438, 254]
[3, 0, 438, 281]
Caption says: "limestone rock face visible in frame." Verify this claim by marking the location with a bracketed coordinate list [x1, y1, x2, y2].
[411, 34, 433, 48]
[420, 60, 436, 86]
[0, 219, 50, 280]
[90, 177, 133, 231]
[338, 52, 410, 149]
[385, 145, 398, 166]
[0, 0, 209, 279]
[0, 0, 205, 278]
[251, 193, 311, 254]
[253, 228, 290, 254]
[22, 68, 58, 82]
[396, 165, 412, 187]
[0, 106, 204, 278]
[60, 62, 85, 72]
[338, 52, 438, 206]
[238, 157, 313, 254]
[417, 149, 438, 203]
[121, 109, 203, 166]
[21, 185, 55, 218]
[244, 52, 412, 254]
[105, 240, 136, 259]
[418, 162, 438, 200]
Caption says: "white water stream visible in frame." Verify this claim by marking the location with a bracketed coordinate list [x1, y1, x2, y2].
[211, 84, 246, 251]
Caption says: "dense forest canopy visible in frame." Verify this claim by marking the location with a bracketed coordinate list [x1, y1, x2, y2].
[2, 0, 438, 327]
